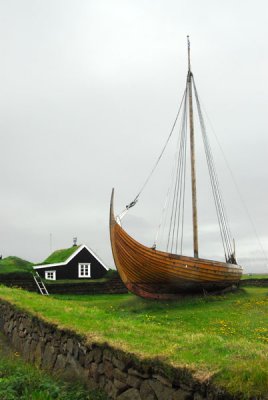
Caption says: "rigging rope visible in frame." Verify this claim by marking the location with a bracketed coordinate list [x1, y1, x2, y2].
[166, 91, 188, 253]
[198, 98, 268, 265]
[118, 89, 187, 219]
[117, 71, 239, 264]
[193, 77, 235, 262]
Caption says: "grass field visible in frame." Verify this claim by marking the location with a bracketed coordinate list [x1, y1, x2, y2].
[0, 286, 267, 398]
[0, 332, 107, 400]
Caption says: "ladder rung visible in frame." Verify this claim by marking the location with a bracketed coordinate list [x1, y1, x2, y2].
[33, 274, 49, 296]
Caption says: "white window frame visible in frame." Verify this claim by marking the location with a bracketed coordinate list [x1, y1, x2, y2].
[78, 263, 91, 278]
[45, 270, 56, 280]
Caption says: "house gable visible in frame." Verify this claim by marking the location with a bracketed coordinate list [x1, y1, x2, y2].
[33, 245, 108, 280]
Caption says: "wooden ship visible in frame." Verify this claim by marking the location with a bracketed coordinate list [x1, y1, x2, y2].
[110, 37, 243, 299]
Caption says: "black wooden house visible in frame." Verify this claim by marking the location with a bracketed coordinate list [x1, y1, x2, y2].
[33, 244, 108, 281]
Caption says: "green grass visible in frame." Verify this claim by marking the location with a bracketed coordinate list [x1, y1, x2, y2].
[241, 274, 268, 280]
[0, 358, 106, 400]
[0, 287, 267, 398]
[0, 257, 33, 275]
[0, 333, 107, 400]
[36, 246, 81, 266]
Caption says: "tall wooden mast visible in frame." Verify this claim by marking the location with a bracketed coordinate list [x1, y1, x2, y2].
[187, 36, 199, 258]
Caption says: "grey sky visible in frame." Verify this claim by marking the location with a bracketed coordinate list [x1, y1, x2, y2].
[0, 0, 267, 272]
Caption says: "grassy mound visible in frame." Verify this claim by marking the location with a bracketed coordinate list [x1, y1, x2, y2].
[0, 286, 267, 398]
[0, 257, 33, 276]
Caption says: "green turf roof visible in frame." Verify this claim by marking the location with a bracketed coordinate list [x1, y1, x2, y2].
[37, 245, 81, 266]
[0, 256, 33, 275]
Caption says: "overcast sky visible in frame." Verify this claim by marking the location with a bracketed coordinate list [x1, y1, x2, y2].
[0, 0, 267, 272]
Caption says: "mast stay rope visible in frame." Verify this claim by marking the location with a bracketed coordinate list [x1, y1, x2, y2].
[193, 76, 235, 263]
[117, 87, 187, 220]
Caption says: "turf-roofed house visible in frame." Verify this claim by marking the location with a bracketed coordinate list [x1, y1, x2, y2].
[33, 243, 108, 281]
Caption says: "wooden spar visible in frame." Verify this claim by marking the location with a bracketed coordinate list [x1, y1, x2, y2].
[187, 35, 199, 258]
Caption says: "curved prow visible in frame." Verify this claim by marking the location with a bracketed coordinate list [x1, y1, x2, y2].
[109, 188, 129, 285]
[110, 188, 116, 227]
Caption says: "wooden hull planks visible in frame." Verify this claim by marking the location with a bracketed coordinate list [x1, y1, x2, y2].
[110, 189, 243, 299]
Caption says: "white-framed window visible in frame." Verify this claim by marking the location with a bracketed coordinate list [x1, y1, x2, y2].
[78, 263, 91, 278]
[45, 270, 56, 280]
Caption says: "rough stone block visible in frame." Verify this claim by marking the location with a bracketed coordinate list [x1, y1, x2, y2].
[54, 354, 67, 371]
[104, 360, 114, 379]
[128, 368, 149, 379]
[112, 355, 126, 371]
[114, 378, 128, 392]
[34, 338, 46, 367]
[126, 374, 142, 389]
[153, 374, 172, 387]
[12, 328, 23, 353]
[73, 341, 79, 359]
[92, 347, 102, 363]
[117, 388, 142, 400]
[51, 338, 60, 348]
[149, 379, 175, 400]
[140, 381, 157, 400]
[3, 321, 8, 333]
[32, 332, 39, 342]
[22, 339, 31, 361]
[172, 389, 192, 400]
[113, 368, 127, 383]
[66, 338, 73, 354]
[180, 383, 193, 391]
[193, 393, 205, 400]
[98, 374, 106, 389]
[88, 362, 99, 381]
[79, 343, 87, 354]
[29, 340, 38, 362]
[19, 330, 26, 338]
[78, 350, 86, 366]
[98, 362, 105, 375]
[42, 343, 58, 370]
[105, 379, 120, 399]
[7, 320, 14, 333]
[64, 354, 86, 381]
[103, 348, 112, 361]
[84, 350, 94, 367]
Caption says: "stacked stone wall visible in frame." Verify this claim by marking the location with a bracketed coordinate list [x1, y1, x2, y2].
[0, 300, 236, 399]
[0, 276, 128, 294]
[240, 279, 268, 287]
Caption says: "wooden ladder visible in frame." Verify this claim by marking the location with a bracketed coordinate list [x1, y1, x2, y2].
[33, 272, 49, 295]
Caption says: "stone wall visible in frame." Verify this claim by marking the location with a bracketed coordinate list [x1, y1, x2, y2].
[0, 273, 38, 292]
[240, 279, 268, 287]
[0, 299, 234, 400]
[0, 275, 128, 295]
[46, 277, 128, 295]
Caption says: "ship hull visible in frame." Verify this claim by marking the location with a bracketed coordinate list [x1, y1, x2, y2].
[110, 190, 243, 299]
